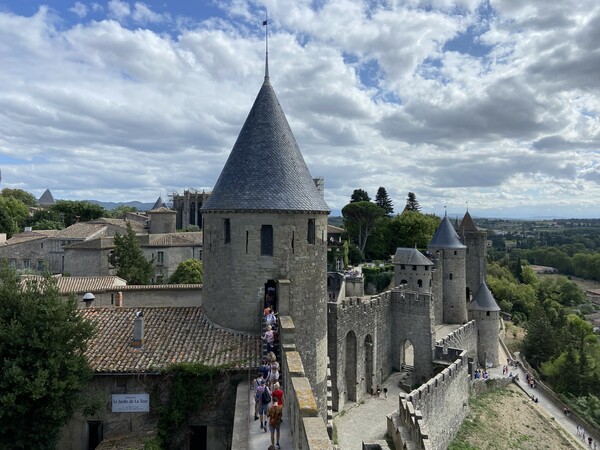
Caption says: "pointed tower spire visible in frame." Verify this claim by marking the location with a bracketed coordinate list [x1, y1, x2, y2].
[262, 12, 271, 80]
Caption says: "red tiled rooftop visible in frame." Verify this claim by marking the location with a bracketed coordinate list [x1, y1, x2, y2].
[82, 307, 261, 373]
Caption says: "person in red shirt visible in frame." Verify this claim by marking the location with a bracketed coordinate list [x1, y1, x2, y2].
[271, 382, 284, 406]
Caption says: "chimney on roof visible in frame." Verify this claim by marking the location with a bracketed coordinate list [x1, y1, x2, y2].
[132, 311, 144, 348]
[82, 292, 95, 308]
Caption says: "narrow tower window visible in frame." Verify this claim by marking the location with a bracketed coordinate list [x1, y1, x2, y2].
[307, 219, 316, 244]
[291, 231, 295, 253]
[261, 225, 273, 256]
[223, 218, 231, 243]
[449, 273, 453, 280]
[246, 231, 249, 254]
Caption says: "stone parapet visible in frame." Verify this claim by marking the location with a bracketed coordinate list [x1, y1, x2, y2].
[280, 315, 334, 450]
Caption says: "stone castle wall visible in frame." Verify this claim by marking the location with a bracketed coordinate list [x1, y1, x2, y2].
[392, 289, 436, 384]
[435, 321, 478, 361]
[405, 351, 470, 450]
[327, 293, 393, 412]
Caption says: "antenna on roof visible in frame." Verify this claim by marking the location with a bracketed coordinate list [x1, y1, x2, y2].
[444, 205, 447, 217]
[262, 11, 272, 80]
[466, 201, 469, 212]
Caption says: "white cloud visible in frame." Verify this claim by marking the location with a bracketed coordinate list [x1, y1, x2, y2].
[69, 2, 88, 19]
[132, 2, 167, 24]
[0, 1, 599, 218]
[107, 0, 131, 21]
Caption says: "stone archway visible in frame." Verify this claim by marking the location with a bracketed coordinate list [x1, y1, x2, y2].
[402, 339, 414, 369]
[364, 334, 373, 395]
[345, 331, 357, 403]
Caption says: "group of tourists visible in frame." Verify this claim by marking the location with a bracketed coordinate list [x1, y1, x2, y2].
[577, 425, 596, 449]
[253, 298, 284, 449]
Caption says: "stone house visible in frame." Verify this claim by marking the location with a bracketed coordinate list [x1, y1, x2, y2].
[0, 229, 59, 271]
[58, 306, 260, 450]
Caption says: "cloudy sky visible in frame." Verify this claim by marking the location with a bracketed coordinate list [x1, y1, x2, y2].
[0, 0, 599, 218]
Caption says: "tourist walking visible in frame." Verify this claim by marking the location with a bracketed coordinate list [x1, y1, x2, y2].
[256, 379, 271, 431]
[263, 325, 275, 353]
[267, 398, 283, 448]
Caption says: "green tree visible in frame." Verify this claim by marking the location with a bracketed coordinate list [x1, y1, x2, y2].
[109, 205, 138, 219]
[342, 201, 384, 254]
[385, 211, 440, 252]
[350, 189, 370, 203]
[405, 192, 421, 212]
[50, 200, 106, 227]
[0, 205, 17, 238]
[169, 259, 203, 284]
[522, 306, 558, 368]
[0, 196, 29, 236]
[1, 188, 37, 207]
[375, 187, 394, 216]
[109, 222, 154, 284]
[0, 264, 95, 449]
[27, 208, 65, 230]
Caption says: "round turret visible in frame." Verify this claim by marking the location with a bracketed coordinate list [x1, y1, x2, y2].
[428, 215, 467, 324]
[468, 282, 501, 367]
[201, 75, 329, 417]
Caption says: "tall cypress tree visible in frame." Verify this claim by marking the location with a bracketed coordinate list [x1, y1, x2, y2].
[375, 187, 394, 216]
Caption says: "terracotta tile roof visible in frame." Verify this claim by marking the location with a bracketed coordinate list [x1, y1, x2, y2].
[115, 284, 202, 291]
[82, 307, 261, 373]
[52, 222, 108, 239]
[21, 275, 127, 294]
[64, 237, 115, 249]
[1, 230, 59, 245]
[145, 232, 203, 247]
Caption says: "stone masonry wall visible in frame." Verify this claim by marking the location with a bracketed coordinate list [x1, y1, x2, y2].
[406, 351, 470, 450]
[202, 211, 328, 417]
[435, 321, 477, 361]
[327, 293, 393, 412]
[0, 236, 52, 272]
[392, 289, 436, 384]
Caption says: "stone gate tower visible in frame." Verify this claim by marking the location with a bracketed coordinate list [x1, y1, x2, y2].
[201, 67, 330, 414]
[428, 214, 467, 324]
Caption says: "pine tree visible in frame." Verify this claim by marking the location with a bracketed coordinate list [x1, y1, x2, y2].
[350, 189, 370, 203]
[375, 187, 394, 216]
[405, 192, 421, 212]
[109, 222, 154, 284]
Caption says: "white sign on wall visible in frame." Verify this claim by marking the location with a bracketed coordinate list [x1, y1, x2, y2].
[111, 393, 150, 413]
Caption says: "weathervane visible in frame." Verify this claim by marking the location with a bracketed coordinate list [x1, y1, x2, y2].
[262, 11, 272, 79]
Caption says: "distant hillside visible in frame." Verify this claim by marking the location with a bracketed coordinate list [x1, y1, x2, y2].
[86, 200, 158, 211]
[328, 216, 344, 227]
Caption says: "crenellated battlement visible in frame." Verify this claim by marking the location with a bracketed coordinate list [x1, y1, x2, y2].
[435, 320, 476, 348]
[407, 350, 467, 403]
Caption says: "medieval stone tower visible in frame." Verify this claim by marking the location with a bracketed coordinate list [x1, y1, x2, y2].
[428, 214, 467, 324]
[459, 210, 487, 299]
[467, 282, 501, 367]
[201, 68, 330, 414]
[392, 247, 434, 294]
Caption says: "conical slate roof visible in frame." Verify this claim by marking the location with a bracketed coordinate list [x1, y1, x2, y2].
[393, 248, 433, 266]
[428, 215, 466, 249]
[468, 282, 501, 311]
[151, 196, 166, 210]
[38, 189, 55, 206]
[459, 211, 478, 232]
[202, 78, 329, 213]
